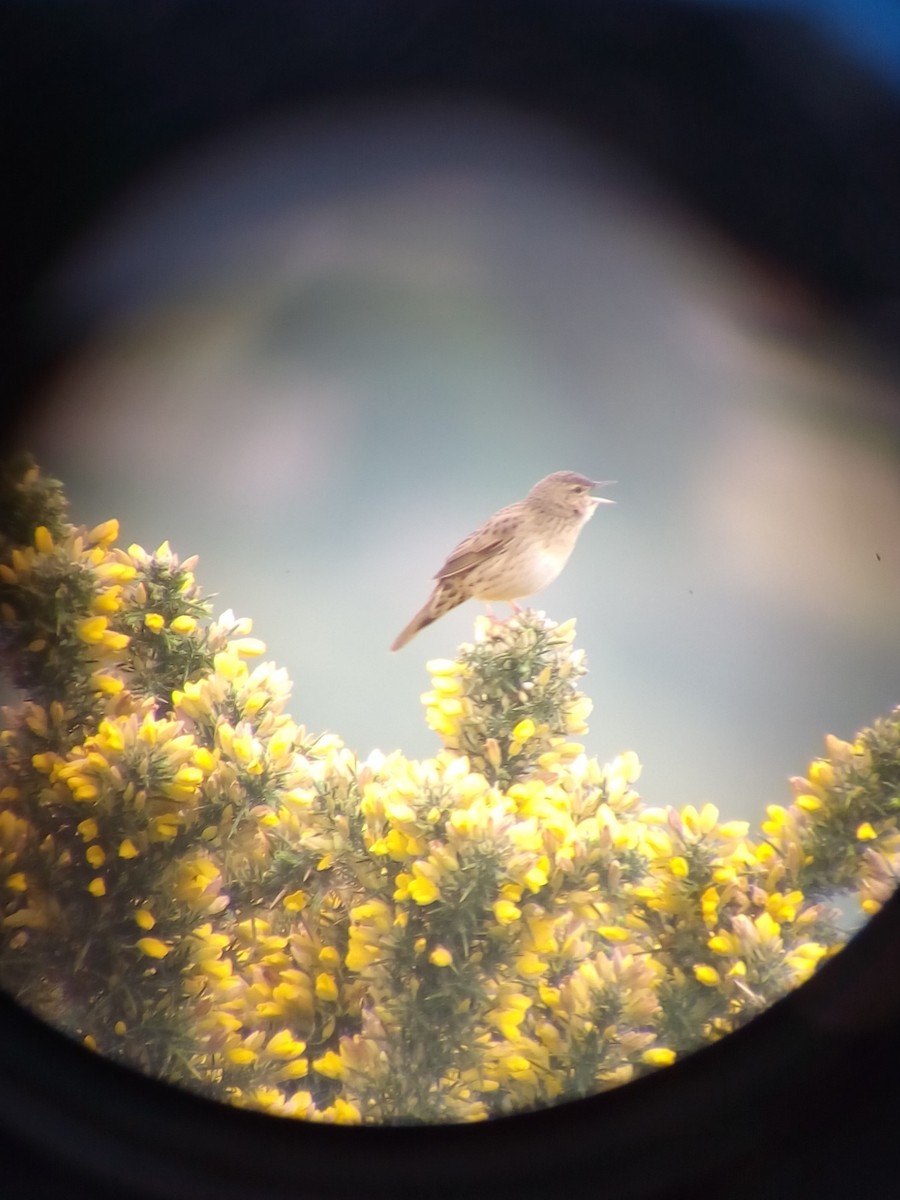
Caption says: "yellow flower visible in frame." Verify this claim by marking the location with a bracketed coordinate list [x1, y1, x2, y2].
[754, 912, 781, 943]
[87, 878, 106, 897]
[315, 973, 339, 1002]
[227, 1047, 258, 1065]
[97, 717, 126, 752]
[493, 899, 522, 925]
[76, 616, 108, 644]
[523, 856, 549, 893]
[669, 856, 689, 878]
[91, 587, 123, 615]
[686, 802, 719, 836]
[278, 1060, 310, 1081]
[429, 674, 463, 697]
[90, 672, 124, 695]
[70, 782, 99, 801]
[718, 821, 750, 839]
[712, 866, 738, 885]
[514, 951, 548, 977]
[765, 890, 804, 922]
[283, 889, 307, 912]
[429, 946, 453, 967]
[118, 839, 139, 859]
[407, 864, 441, 906]
[693, 964, 720, 986]
[856, 822, 877, 841]
[93, 561, 135, 582]
[564, 696, 593, 733]
[266, 1030, 307, 1060]
[761, 805, 788, 837]
[701, 886, 719, 927]
[137, 937, 170, 959]
[231, 636, 266, 656]
[135, 909, 156, 930]
[173, 764, 204, 788]
[642, 1047, 676, 1067]
[788, 942, 827, 965]
[329, 1099, 361, 1125]
[312, 1050, 344, 1080]
[488, 1002, 530, 1041]
[85, 845, 106, 868]
[144, 613, 165, 632]
[30, 752, 56, 778]
[192, 746, 216, 773]
[512, 718, 536, 743]
[345, 941, 380, 972]
[88, 518, 119, 546]
[795, 794, 822, 813]
[426, 658, 462, 676]
[538, 984, 561, 1008]
[707, 933, 738, 955]
[101, 629, 130, 651]
[808, 760, 834, 789]
[151, 816, 180, 840]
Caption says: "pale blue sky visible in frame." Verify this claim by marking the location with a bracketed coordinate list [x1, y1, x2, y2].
[19, 98, 900, 830]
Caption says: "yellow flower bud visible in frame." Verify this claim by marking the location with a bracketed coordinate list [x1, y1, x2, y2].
[693, 964, 720, 986]
[34, 526, 54, 554]
[642, 1047, 676, 1067]
[137, 937, 170, 959]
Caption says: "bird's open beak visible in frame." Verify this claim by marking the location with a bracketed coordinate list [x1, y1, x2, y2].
[590, 481, 616, 508]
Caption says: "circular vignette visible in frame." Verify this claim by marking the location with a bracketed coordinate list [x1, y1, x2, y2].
[1, 886, 900, 1200]
[3, 3, 900, 1198]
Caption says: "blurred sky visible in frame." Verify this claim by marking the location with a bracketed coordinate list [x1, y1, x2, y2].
[17, 97, 900, 825]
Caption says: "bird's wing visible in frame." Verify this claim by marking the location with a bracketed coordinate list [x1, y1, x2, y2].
[433, 506, 519, 580]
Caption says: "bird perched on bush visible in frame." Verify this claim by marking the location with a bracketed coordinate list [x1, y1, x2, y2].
[390, 471, 613, 650]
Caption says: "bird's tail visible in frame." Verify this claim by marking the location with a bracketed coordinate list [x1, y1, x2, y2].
[390, 582, 463, 651]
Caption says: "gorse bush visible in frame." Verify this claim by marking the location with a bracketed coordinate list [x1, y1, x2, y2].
[1, 459, 898, 1123]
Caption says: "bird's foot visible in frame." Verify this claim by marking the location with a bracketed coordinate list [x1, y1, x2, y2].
[483, 602, 523, 626]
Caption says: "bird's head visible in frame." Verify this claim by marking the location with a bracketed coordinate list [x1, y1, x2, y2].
[528, 471, 615, 521]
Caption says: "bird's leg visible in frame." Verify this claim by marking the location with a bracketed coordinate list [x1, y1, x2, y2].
[483, 602, 512, 627]
[484, 601, 520, 626]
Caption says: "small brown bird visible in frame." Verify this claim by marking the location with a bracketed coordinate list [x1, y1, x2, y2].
[390, 471, 613, 651]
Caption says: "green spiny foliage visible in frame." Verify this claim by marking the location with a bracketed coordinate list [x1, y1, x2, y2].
[0, 460, 896, 1124]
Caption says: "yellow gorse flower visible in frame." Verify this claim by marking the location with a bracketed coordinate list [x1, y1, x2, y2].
[0, 462, 893, 1127]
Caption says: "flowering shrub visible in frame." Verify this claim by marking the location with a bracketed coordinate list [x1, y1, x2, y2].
[0, 458, 898, 1123]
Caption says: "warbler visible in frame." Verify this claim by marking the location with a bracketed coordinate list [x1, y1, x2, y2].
[390, 471, 613, 651]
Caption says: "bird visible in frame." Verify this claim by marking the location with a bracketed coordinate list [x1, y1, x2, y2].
[390, 471, 613, 651]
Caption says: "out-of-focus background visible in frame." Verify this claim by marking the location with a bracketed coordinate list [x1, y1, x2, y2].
[5, 0, 900, 829]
